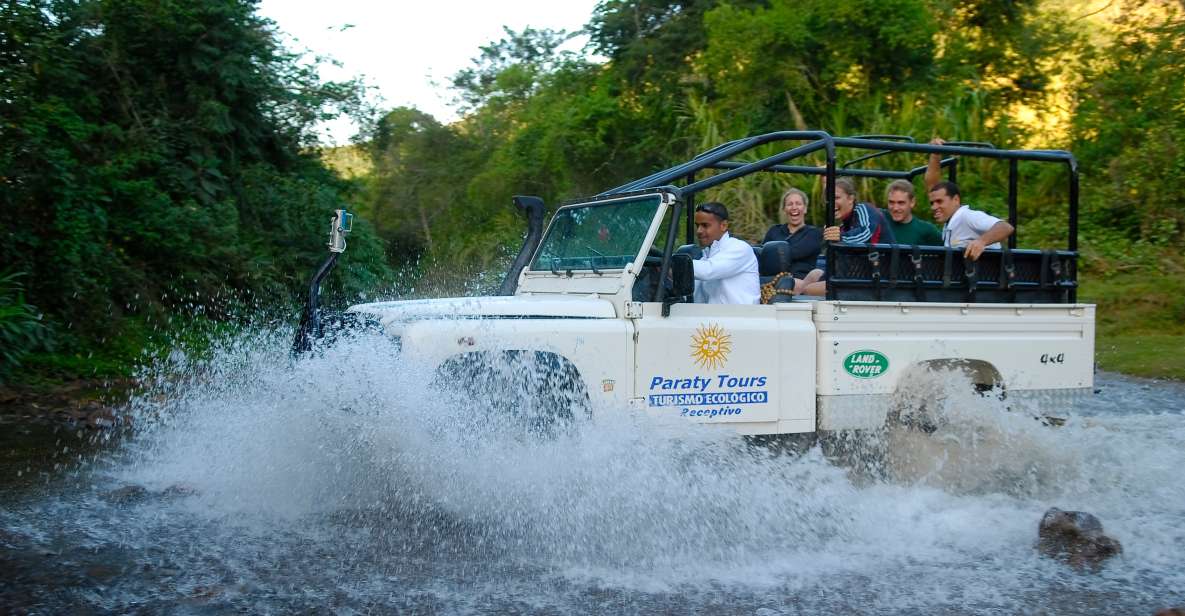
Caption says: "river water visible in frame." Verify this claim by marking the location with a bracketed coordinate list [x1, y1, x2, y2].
[2, 329, 1183, 614]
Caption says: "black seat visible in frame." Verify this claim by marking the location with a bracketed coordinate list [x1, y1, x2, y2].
[756, 241, 796, 303]
[758, 241, 792, 277]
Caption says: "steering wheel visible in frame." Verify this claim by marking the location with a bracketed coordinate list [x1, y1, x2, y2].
[644, 246, 665, 266]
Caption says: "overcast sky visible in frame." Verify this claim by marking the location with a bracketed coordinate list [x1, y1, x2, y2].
[258, 1, 601, 144]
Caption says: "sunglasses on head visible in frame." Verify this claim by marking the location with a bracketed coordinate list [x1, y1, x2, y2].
[695, 203, 729, 220]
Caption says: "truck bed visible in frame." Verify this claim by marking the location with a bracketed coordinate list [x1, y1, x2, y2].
[806, 301, 1094, 430]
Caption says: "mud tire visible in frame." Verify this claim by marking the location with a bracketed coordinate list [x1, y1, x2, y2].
[433, 350, 591, 438]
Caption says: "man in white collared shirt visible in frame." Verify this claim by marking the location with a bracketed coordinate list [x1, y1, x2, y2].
[924, 137, 1015, 261]
[691, 202, 760, 304]
[928, 181, 1015, 260]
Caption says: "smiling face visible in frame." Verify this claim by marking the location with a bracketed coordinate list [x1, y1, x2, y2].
[694, 210, 728, 246]
[783, 192, 807, 228]
[929, 187, 961, 223]
[833, 185, 856, 221]
[886, 189, 915, 223]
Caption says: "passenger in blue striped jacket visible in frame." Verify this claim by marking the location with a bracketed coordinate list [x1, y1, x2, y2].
[821, 177, 896, 245]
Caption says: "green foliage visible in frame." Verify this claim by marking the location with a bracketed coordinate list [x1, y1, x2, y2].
[700, 0, 939, 133]
[452, 26, 579, 111]
[1072, 1, 1185, 250]
[0, 0, 391, 370]
[0, 272, 48, 379]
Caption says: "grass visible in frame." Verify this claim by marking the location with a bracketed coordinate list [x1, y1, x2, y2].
[1095, 335, 1185, 381]
[1079, 269, 1185, 380]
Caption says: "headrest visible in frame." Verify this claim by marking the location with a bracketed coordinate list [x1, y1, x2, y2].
[759, 240, 793, 276]
[675, 244, 702, 260]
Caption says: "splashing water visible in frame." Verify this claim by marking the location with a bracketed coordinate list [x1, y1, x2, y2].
[2, 327, 1184, 613]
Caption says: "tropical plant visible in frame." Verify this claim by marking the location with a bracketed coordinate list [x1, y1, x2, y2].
[0, 272, 48, 379]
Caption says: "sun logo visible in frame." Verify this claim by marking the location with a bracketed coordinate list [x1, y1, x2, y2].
[689, 323, 732, 370]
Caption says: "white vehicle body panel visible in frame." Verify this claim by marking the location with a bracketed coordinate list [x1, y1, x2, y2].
[356, 295, 617, 320]
[812, 301, 1095, 430]
[633, 302, 816, 435]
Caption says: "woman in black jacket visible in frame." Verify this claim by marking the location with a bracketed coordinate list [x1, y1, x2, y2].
[762, 187, 822, 278]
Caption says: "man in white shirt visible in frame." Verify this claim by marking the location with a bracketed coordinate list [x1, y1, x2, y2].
[924, 137, 1016, 261]
[927, 181, 1015, 260]
[691, 202, 760, 304]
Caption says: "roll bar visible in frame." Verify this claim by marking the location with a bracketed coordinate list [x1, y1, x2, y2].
[601, 131, 1080, 257]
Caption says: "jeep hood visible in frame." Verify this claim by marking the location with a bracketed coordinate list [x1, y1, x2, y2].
[347, 295, 617, 320]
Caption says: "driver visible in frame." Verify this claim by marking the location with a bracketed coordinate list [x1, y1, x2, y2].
[691, 202, 760, 304]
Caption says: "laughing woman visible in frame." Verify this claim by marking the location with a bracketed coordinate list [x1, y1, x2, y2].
[762, 187, 823, 278]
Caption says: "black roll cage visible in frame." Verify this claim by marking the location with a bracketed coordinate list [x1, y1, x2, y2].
[597, 131, 1080, 303]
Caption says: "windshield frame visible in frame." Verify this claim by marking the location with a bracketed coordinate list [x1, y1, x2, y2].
[526, 192, 672, 276]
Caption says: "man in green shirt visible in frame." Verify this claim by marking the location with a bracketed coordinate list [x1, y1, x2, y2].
[885, 179, 942, 245]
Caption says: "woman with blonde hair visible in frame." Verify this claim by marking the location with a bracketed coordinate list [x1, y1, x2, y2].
[761, 187, 822, 278]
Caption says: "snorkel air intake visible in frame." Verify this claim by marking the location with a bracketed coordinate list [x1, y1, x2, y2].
[292, 209, 353, 355]
[498, 196, 546, 295]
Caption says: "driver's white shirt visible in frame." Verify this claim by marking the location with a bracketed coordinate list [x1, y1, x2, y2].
[692, 232, 760, 305]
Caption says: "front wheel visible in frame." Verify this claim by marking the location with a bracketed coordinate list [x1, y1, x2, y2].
[433, 350, 591, 438]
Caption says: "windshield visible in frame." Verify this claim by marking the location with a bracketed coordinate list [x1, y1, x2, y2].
[531, 195, 661, 272]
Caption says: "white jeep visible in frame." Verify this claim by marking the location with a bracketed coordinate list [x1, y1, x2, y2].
[306, 133, 1094, 439]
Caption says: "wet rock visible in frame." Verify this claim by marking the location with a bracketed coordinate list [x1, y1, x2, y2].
[85, 564, 119, 582]
[1155, 608, 1185, 616]
[103, 484, 149, 505]
[160, 483, 199, 498]
[1037, 507, 1123, 571]
[191, 585, 224, 600]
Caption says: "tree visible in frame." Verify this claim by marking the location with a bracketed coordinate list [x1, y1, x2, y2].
[0, 0, 390, 350]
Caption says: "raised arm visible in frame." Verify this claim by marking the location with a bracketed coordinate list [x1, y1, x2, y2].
[924, 136, 945, 191]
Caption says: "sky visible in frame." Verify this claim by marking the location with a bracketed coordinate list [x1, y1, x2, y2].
[258, 1, 602, 144]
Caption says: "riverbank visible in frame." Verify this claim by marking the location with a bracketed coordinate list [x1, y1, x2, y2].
[1080, 272, 1185, 381]
[0, 378, 135, 429]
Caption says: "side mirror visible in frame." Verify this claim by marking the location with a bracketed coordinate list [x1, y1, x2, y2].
[663, 253, 695, 316]
[670, 253, 695, 297]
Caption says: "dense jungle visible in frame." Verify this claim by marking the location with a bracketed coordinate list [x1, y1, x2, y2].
[2, 0, 1184, 388]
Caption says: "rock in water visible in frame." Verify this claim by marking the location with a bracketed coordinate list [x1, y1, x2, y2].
[1154, 608, 1185, 616]
[160, 483, 199, 498]
[1037, 507, 1123, 571]
[102, 484, 149, 505]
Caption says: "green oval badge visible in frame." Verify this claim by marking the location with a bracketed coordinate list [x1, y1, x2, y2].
[843, 350, 889, 379]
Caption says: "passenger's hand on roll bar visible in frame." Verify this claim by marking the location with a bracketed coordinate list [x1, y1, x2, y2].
[823, 226, 841, 242]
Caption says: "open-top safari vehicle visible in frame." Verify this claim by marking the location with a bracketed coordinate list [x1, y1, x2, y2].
[295, 132, 1092, 439]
